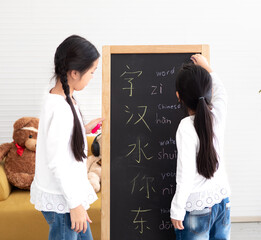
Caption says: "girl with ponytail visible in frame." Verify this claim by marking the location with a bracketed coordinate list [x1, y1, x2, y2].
[170, 55, 231, 240]
[30, 35, 104, 240]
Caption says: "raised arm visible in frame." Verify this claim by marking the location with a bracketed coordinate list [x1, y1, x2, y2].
[191, 54, 227, 123]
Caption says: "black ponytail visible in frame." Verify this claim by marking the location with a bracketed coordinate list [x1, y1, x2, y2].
[54, 35, 100, 162]
[176, 63, 218, 179]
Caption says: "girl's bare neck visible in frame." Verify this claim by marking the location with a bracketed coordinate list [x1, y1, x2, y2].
[188, 109, 195, 116]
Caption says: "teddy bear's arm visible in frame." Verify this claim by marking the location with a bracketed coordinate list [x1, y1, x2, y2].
[87, 155, 101, 170]
[0, 143, 13, 161]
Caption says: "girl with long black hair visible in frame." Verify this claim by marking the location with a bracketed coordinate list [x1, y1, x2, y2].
[170, 54, 231, 240]
[30, 35, 103, 240]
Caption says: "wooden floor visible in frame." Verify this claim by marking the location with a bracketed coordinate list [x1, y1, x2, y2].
[231, 222, 261, 240]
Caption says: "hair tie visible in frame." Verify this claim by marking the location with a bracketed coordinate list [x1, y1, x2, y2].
[198, 96, 205, 100]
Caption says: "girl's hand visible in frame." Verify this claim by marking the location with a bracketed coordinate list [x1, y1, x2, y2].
[171, 218, 184, 230]
[190, 54, 213, 73]
[70, 205, 92, 234]
[85, 118, 105, 134]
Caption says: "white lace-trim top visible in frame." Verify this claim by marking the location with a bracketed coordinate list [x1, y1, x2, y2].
[185, 185, 230, 212]
[170, 73, 231, 221]
[30, 93, 98, 213]
[30, 181, 97, 213]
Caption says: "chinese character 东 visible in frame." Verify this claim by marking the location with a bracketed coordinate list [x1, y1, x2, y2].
[131, 207, 152, 234]
[121, 65, 142, 97]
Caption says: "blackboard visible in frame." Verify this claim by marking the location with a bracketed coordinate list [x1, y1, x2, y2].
[102, 45, 210, 240]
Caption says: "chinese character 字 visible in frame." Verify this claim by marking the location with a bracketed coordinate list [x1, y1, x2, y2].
[120, 65, 142, 97]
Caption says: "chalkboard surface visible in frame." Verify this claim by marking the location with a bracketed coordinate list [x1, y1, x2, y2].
[110, 53, 195, 240]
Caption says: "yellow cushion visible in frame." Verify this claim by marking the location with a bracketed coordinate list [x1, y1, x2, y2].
[0, 189, 49, 240]
[0, 189, 101, 240]
[0, 161, 12, 201]
[87, 135, 95, 156]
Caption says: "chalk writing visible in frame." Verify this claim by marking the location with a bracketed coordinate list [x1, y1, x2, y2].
[151, 83, 163, 95]
[126, 138, 153, 163]
[161, 172, 176, 180]
[159, 220, 174, 230]
[159, 137, 176, 146]
[162, 184, 175, 196]
[121, 65, 142, 97]
[157, 103, 181, 110]
[158, 148, 177, 160]
[156, 66, 175, 77]
[155, 113, 172, 125]
[160, 208, 170, 214]
[130, 173, 156, 199]
[131, 207, 152, 234]
[125, 105, 152, 131]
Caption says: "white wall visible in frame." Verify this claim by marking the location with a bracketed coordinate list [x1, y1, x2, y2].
[0, 0, 260, 220]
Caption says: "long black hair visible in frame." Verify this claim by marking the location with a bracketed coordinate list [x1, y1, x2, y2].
[54, 35, 100, 161]
[176, 63, 218, 179]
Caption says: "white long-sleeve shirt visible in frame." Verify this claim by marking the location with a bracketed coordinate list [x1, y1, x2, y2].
[170, 72, 231, 221]
[30, 93, 97, 213]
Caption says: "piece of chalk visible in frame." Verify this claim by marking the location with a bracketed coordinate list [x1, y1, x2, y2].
[91, 123, 101, 134]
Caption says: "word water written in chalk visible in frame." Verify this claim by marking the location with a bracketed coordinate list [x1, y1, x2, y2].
[159, 137, 176, 146]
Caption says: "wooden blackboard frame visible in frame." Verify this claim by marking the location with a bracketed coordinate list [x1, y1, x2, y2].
[101, 45, 210, 240]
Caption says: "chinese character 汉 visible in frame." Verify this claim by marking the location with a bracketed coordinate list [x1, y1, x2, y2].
[124, 105, 151, 132]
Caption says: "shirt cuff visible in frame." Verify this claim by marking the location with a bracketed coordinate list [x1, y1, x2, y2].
[170, 207, 186, 221]
[68, 199, 82, 210]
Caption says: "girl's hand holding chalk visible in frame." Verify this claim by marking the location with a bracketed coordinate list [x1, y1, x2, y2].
[190, 54, 213, 73]
[85, 118, 105, 134]
[91, 123, 101, 133]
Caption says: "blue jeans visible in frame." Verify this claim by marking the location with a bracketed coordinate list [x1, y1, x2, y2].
[42, 211, 93, 240]
[175, 197, 231, 240]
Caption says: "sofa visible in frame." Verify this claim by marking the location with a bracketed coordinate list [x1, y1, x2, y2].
[0, 136, 101, 240]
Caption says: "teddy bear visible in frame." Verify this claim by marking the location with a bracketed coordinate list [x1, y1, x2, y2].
[0, 117, 39, 190]
[87, 133, 102, 193]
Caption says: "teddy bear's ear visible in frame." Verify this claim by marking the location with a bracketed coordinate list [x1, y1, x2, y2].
[91, 133, 101, 157]
[13, 117, 34, 131]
